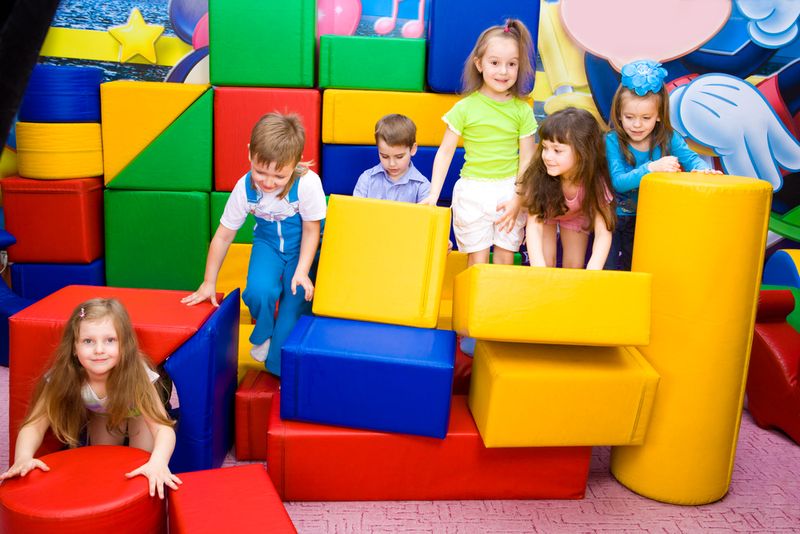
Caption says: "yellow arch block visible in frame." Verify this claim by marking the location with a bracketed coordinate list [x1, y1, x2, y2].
[469, 341, 659, 446]
[314, 195, 450, 328]
[16, 123, 103, 179]
[322, 89, 461, 146]
[217, 243, 252, 324]
[453, 264, 652, 346]
[101, 81, 208, 183]
[611, 173, 772, 505]
[437, 251, 469, 330]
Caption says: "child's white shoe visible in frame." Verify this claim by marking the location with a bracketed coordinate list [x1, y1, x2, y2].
[250, 339, 271, 362]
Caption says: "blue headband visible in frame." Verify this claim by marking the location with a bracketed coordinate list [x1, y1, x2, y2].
[621, 60, 668, 96]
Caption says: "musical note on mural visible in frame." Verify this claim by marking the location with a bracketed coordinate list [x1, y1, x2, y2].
[374, 0, 426, 38]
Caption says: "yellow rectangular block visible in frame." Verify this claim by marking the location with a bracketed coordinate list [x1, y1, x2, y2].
[314, 195, 450, 328]
[469, 341, 660, 447]
[454, 264, 652, 346]
[217, 243, 251, 323]
[322, 89, 461, 146]
[437, 251, 468, 330]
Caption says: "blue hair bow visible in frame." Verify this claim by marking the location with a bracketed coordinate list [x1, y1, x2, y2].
[621, 60, 668, 96]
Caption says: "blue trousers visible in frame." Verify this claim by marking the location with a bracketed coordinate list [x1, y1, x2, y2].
[242, 239, 315, 376]
[604, 215, 636, 271]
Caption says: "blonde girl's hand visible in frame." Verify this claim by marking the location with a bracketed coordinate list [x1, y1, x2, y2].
[181, 281, 218, 307]
[0, 458, 50, 481]
[417, 194, 439, 206]
[647, 156, 680, 173]
[691, 167, 724, 175]
[125, 461, 182, 499]
[496, 196, 521, 233]
[291, 272, 314, 301]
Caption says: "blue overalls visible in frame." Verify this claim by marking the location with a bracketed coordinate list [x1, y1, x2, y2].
[241, 173, 318, 376]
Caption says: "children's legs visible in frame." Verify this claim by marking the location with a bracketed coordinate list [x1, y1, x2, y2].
[467, 248, 490, 266]
[542, 224, 558, 267]
[127, 415, 155, 453]
[618, 216, 636, 271]
[492, 247, 515, 265]
[560, 227, 590, 268]
[87, 414, 125, 446]
[242, 240, 285, 345]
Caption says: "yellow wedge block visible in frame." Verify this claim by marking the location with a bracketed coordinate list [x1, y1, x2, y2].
[437, 251, 469, 330]
[453, 264, 652, 346]
[101, 81, 208, 183]
[469, 341, 660, 447]
[314, 195, 450, 328]
[217, 243, 252, 323]
[322, 89, 461, 146]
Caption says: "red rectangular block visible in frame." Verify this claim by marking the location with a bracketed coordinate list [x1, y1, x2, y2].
[169, 465, 295, 534]
[1, 176, 104, 263]
[235, 370, 280, 460]
[214, 87, 320, 191]
[267, 394, 590, 501]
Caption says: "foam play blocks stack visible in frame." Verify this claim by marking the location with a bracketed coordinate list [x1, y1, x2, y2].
[268, 394, 591, 501]
[210, 192, 256, 244]
[438, 251, 469, 330]
[11, 259, 105, 300]
[319, 35, 426, 91]
[235, 370, 281, 460]
[209, 0, 315, 87]
[15, 122, 103, 179]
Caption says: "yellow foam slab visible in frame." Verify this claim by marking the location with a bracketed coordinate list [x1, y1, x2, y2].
[469, 341, 660, 447]
[217, 243, 251, 322]
[437, 251, 469, 330]
[322, 89, 461, 146]
[453, 264, 652, 346]
[314, 195, 450, 328]
[101, 81, 209, 183]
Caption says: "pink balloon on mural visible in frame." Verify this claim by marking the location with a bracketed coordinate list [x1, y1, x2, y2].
[192, 12, 209, 50]
[318, 0, 362, 38]
[561, 0, 731, 71]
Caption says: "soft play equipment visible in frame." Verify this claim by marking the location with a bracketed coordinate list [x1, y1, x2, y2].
[320, 144, 465, 202]
[438, 251, 469, 330]
[209, 0, 315, 87]
[213, 86, 320, 191]
[11, 259, 105, 300]
[0, 228, 33, 367]
[104, 190, 209, 290]
[0, 446, 165, 533]
[763, 249, 800, 288]
[469, 341, 659, 447]
[216, 242, 252, 321]
[746, 290, 800, 445]
[268, 394, 591, 500]
[452, 341, 474, 395]
[1, 176, 104, 263]
[100, 81, 208, 183]
[313, 195, 450, 328]
[169, 464, 296, 533]
[319, 35, 425, 91]
[235, 370, 280, 460]
[453, 264, 652, 346]
[210, 192, 256, 244]
[18, 64, 103, 123]
[426, 0, 540, 94]
[9, 285, 236, 473]
[15, 122, 103, 179]
[107, 89, 212, 191]
[322, 89, 461, 145]
[610, 173, 772, 505]
[281, 315, 456, 438]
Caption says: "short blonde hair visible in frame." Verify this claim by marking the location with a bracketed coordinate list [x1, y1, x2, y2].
[249, 112, 307, 198]
[374, 114, 417, 148]
[462, 18, 535, 98]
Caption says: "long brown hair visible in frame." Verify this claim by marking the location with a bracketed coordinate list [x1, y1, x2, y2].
[23, 298, 173, 447]
[608, 85, 672, 166]
[249, 112, 309, 200]
[519, 107, 616, 232]
[461, 18, 535, 98]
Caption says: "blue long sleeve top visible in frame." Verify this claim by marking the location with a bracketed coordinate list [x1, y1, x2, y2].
[605, 130, 710, 216]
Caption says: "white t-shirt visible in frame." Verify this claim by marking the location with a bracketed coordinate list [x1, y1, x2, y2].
[81, 366, 160, 414]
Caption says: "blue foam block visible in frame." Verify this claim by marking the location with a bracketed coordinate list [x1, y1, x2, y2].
[427, 0, 540, 94]
[164, 289, 239, 473]
[0, 282, 33, 367]
[11, 259, 105, 301]
[321, 144, 465, 201]
[281, 315, 456, 438]
[763, 250, 800, 288]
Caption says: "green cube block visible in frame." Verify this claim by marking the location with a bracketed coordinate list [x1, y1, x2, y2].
[211, 192, 255, 244]
[319, 35, 426, 92]
[105, 191, 210, 290]
[209, 0, 315, 87]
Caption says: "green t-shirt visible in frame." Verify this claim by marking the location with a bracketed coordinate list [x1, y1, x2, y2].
[443, 91, 537, 179]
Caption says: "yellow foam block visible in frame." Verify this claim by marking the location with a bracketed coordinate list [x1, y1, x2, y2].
[217, 243, 251, 322]
[453, 264, 652, 346]
[469, 341, 660, 447]
[437, 251, 469, 330]
[16, 122, 103, 179]
[322, 89, 461, 146]
[314, 195, 450, 328]
[101, 81, 208, 183]
[237, 323, 262, 383]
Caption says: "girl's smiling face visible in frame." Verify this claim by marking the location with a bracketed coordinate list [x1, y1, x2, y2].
[619, 93, 660, 149]
[475, 36, 519, 101]
[541, 139, 577, 180]
[74, 317, 120, 380]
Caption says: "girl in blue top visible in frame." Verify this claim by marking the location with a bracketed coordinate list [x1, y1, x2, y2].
[605, 60, 721, 271]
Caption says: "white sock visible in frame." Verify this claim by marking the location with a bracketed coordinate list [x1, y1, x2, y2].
[250, 338, 271, 362]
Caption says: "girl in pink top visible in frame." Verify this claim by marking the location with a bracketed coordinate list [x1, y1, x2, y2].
[520, 107, 616, 269]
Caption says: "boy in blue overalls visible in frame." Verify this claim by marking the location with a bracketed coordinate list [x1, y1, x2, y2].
[183, 113, 326, 376]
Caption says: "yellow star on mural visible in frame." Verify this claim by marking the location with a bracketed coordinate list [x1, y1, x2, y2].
[108, 8, 164, 64]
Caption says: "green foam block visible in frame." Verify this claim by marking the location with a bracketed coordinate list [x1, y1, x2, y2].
[211, 192, 255, 244]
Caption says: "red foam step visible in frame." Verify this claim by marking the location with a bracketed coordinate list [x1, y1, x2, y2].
[235, 370, 280, 460]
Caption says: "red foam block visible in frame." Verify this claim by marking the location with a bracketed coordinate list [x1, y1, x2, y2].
[267, 394, 590, 501]
[235, 370, 280, 460]
[169, 465, 295, 534]
[214, 87, 321, 191]
[1, 176, 104, 263]
[0, 446, 166, 534]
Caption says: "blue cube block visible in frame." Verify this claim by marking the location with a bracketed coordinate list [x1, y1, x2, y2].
[281, 315, 456, 438]
[11, 259, 105, 301]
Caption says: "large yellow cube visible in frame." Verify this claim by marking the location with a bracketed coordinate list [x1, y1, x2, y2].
[217, 243, 252, 324]
[469, 341, 660, 447]
[313, 195, 450, 328]
[454, 264, 652, 346]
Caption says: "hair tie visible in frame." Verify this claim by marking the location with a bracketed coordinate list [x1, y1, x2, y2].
[503, 23, 511, 33]
[620, 60, 668, 96]
[79, 307, 85, 319]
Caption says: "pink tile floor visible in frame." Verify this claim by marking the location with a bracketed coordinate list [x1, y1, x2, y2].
[2, 366, 799, 533]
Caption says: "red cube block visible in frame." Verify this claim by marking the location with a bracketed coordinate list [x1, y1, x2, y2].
[235, 370, 280, 460]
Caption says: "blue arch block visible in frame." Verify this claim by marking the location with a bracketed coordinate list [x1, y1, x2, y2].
[763, 250, 800, 288]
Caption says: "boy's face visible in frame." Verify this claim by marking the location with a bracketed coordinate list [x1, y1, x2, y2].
[249, 155, 296, 194]
[377, 139, 417, 181]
